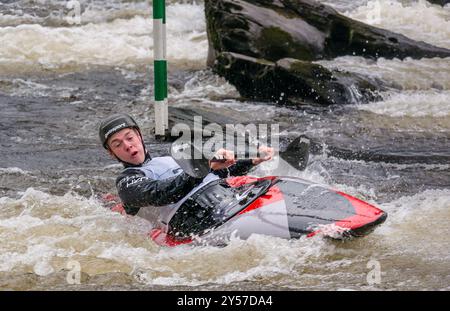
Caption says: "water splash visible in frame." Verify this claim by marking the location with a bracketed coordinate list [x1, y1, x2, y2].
[345, 0, 450, 49]
[0, 2, 207, 71]
[355, 90, 450, 117]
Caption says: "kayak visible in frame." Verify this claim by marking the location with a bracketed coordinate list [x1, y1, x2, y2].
[102, 138, 386, 246]
[102, 175, 387, 247]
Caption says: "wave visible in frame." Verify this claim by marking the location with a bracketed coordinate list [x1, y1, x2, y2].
[318, 56, 450, 91]
[0, 3, 207, 71]
[376, 189, 450, 261]
[1, 185, 449, 288]
[356, 90, 450, 117]
[0, 188, 151, 275]
[344, 0, 450, 49]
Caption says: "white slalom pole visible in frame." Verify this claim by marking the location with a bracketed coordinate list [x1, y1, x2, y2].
[153, 0, 168, 137]
[162, 10, 169, 131]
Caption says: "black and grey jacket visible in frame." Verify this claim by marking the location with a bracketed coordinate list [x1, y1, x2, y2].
[116, 153, 254, 216]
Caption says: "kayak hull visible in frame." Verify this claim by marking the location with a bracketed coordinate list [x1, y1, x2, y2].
[151, 176, 387, 246]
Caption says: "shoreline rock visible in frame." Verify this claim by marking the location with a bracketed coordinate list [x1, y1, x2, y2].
[427, 0, 449, 6]
[206, 0, 450, 64]
[205, 0, 450, 106]
[214, 52, 384, 106]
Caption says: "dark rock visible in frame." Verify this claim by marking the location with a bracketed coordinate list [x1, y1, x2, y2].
[279, 135, 310, 170]
[214, 52, 384, 105]
[427, 0, 449, 6]
[205, 0, 450, 106]
[205, 0, 450, 64]
[309, 131, 450, 164]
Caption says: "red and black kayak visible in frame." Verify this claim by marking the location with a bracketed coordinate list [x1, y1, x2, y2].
[103, 139, 386, 247]
[144, 175, 387, 247]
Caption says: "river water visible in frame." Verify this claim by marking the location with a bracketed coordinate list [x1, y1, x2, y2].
[0, 0, 449, 290]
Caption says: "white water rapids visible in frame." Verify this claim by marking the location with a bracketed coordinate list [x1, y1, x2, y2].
[0, 0, 449, 290]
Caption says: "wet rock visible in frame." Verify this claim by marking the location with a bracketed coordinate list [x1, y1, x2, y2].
[309, 132, 450, 164]
[205, 0, 450, 64]
[278, 135, 310, 170]
[205, 0, 450, 106]
[214, 52, 383, 106]
[427, 0, 450, 6]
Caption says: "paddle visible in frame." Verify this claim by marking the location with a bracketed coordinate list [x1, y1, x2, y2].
[170, 135, 310, 179]
[170, 141, 216, 178]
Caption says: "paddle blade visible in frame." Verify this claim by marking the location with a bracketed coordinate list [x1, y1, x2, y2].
[280, 135, 310, 171]
[170, 141, 211, 179]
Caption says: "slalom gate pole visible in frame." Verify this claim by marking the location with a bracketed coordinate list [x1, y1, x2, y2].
[153, 0, 168, 137]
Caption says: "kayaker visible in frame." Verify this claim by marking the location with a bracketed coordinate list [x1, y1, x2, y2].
[98, 113, 274, 216]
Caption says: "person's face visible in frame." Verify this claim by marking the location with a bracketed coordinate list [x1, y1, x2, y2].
[107, 128, 145, 165]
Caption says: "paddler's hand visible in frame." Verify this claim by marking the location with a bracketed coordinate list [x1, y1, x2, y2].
[252, 145, 274, 165]
[209, 148, 236, 171]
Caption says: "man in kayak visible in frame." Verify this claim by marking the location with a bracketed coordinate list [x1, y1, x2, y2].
[99, 114, 274, 216]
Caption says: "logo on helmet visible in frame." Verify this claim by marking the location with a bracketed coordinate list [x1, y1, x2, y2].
[104, 122, 126, 140]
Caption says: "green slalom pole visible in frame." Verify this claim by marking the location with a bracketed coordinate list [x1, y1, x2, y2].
[153, 0, 168, 137]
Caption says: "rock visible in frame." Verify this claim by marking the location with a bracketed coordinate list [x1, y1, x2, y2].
[214, 52, 384, 105]
[427, 0, 449, 6]
[205, 0, 450, 106]
[205, 0, 450, 64]
[278, 135, 310, 170]
[309, 134, 450, 164]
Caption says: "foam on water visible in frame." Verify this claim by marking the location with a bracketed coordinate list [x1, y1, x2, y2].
[0, 184, 449, 289]
[0, 0, 151, 27]
[0, 78, 80, 99]
[317, 54, 450, 124]
[171, 70, 239, 102]
[0, 191, 297, 286]
[376, 189, 450, 261]
[0, 3, 207, 71]
[317, 56, 450, 90]
[0, 167, 30, 175]
[0, 12, 43, 26]
[344, 0, 450, 49]
[0, 188, 152, 276]
[0, 187, 353, 287]
[355, 90, 450, 117]
[133, 234, 332, 287]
